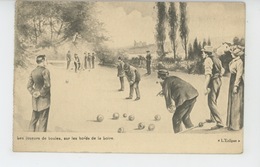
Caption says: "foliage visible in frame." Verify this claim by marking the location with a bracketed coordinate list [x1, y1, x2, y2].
[155, 2, 167, 57]
[15, 1, 107, 68]
[179, 2, 189, 60]
[168, 2, 178, 63]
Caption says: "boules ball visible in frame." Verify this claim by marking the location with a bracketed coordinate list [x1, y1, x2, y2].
[128, 115, 135, 121]
[148, 124, 155, 131]
[65, 80, 69, 84]
[154, 114, 161, 121]
[118, 127, 124, 133]
[112, 112, 120, 120]
[97, 114, 104, 122]
[123, 113, 127, 118]
[198, 122, 204, 127]
[138, 122, 145, 130]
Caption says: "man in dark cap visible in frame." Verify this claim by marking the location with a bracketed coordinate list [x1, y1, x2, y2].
[146, 50, 152, 75]
[66, 50, 71, 70]
[157, 69, 199, 133]
[202, 46, 225, 130]
[124, 63, 141, 100]
[117, 57, 125, 91]
[91, 53, 95, 69]
[84, 52, 88, 70]
[27, 55, 51, 132]
[87, 53, 92, 69]
[74, 53, 80, 73]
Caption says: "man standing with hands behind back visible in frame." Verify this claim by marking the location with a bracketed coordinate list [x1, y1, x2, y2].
[27, 55, 51, 132]
[202, 46, 225, 130]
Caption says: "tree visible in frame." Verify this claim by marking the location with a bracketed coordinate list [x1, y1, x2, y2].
[168, 2, 178, 62]
[15, 1, 107, 67]
[207, 37, 211, 46]
[179, 2, 189, 59]
[202, 38, 207, 48]
[155, 2, 167, 57]
[188, 43, 193, 60]
[191, 38, 199, 60]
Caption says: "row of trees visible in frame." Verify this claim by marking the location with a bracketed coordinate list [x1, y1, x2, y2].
[188, 38, 211, 60]
[15, 1, 107, 67]
[155, 2, 189, 62]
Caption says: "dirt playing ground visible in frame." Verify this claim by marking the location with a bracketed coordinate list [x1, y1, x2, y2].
[13, 61, 241, 135]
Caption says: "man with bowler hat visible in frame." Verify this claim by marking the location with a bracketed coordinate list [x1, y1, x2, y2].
[157, 69, 198, 133]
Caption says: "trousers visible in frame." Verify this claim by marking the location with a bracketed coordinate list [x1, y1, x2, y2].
[119, 77, 124, 90]
[129, 81, 140, 98]
[29, 108, 50, 132]
[208, 77, 223, 126]
[172, 97, 196, 133]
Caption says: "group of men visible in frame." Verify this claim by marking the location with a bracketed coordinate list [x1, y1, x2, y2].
[66, 50, 96, 73]
[117, 57, 141, 101]
[27, 45, 226, 133]
[157, 45, 225, 133]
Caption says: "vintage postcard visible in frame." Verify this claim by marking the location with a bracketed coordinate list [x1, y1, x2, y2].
[13, 0, 245, 153]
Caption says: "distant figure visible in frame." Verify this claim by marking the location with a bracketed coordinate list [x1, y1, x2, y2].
[87, 53, 91, 69]
[124, 63, 141, 101]
[226, 48, 244, 131]
[27, 55, 51, 132]
[84, 52, 88, 70]
[91, 53, 95, 68]
[66, 50, 71, 70]
[157, 69, 199, 133]
[74, 54, 80, 73]
[146, 50, 152, 74]
[117, 57, 125, 91]
[202, 46, 225, 130]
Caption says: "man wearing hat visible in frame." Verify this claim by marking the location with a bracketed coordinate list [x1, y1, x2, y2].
[157, 69, 199, 133]
[66, 50, 71, 70]
[91, 53, 95, 69]
[117, 57, 125, 91]
[74, 53, 80, 73]
[124, 63, 141, 100]
[27, 55, 51, 132]
[202, 45, 225, 130]
[146, 50, 152, 75]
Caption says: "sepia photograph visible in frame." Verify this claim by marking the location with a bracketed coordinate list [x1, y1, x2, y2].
[13, 0, 245, 153]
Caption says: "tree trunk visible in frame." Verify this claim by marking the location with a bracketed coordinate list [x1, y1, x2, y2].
[184, 39, 188, 60]
[33, 19, 38, 44]
[50, 17, 53, 41]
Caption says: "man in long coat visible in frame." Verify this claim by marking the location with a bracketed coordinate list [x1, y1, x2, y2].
[158, 69, 199, 133]
[27, 55, 51, 132]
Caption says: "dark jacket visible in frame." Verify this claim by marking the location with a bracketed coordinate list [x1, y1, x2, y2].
[27, 66, 51, 111]
[146, 54, 152, 62]
[117, 61, 125, 77]
[125, 66, 141, 83]
[162, 76, 198, 108]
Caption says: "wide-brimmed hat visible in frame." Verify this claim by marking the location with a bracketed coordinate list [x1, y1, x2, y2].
[232, 48, 244, 57]
[201, 46, 213, 53]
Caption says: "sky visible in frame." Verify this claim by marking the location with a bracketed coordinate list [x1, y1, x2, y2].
[96, 2, 245, 49]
